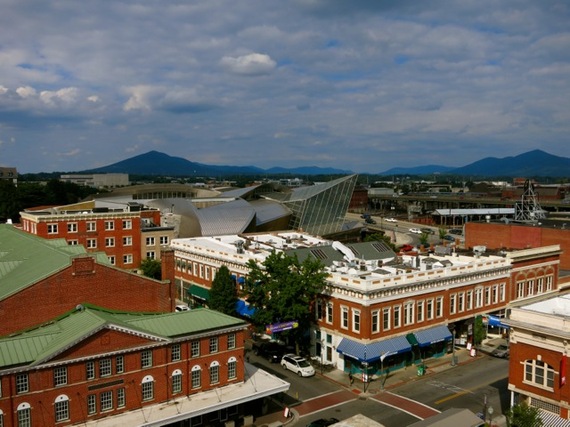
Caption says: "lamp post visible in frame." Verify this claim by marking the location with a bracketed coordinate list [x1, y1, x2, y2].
[451, 326, 457, 366]
[362, 361, 369, 393]
[380, 352, 388, 390]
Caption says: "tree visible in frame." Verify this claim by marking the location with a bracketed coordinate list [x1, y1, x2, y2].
[473, 315, 486, 346]
[363, 232, 397, 252]
[209, 265, 238, 316]
[505, 402, 542, 427]
[244, 252, 328, 354]
[438, 227, 447, 242]
[140, 258, 162, 280]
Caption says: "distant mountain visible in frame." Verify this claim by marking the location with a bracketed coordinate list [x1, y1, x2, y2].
[85, 151, 352, 176]
[378, 150, 570, 177]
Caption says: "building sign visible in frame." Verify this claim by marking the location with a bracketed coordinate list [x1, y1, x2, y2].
[266, 321, 299, 334]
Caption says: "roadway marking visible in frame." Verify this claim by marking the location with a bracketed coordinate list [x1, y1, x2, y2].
[371, 391, 440, 420]
[295, 390, 358, 418]
[433, 373, 508, 405]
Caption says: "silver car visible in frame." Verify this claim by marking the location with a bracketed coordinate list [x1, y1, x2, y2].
[281, 354, 315, 377]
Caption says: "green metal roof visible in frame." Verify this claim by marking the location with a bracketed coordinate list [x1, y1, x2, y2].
[0, 224, 109, 301]
[0, 305, 246, 370]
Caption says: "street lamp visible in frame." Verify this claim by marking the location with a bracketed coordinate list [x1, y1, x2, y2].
[380, 352, 388, 390]
[362, 361, 369, 392]
[451, 327, 457, 366]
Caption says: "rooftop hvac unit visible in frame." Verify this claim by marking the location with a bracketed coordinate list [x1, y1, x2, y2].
[473, 245, 486, 253]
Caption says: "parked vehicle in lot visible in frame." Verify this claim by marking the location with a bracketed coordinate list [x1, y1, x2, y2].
[281, 354, 315, 377]
[492, 344, 509, 358]
[306, 418, 340, 427]
[409, 228, 422, 234]
[252, 341, 289, 363]
[385, 217, 397, 223]
[420, 227, 434, 234]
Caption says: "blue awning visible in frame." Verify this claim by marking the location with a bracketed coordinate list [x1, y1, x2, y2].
[487, 314, 509, 329]
[413, 325, 452, 347]
[235, 300, 255, 317]
[336, 336, 411, 363]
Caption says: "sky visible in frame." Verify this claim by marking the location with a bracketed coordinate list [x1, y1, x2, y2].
[1, 1, 569, 174]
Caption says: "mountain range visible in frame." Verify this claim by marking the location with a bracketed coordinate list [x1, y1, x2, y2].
[84, 149, 570, 178]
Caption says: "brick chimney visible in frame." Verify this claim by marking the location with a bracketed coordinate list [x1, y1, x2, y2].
[160, 248, 176, 311]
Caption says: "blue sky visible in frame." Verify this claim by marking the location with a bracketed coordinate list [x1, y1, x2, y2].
[1, 0, 569, 174]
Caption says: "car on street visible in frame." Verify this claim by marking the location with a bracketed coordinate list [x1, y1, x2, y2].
[385, 217, 397, 223]
[281, 354, 315, 377]
[443, 235, 456, 242]
[306, 418, 340, 427]
[365, 217, 376, 224]
[360, 213, 371, 219]
[409, 228, 422, 234]
[492, 344, 509, 358]
[252, 341, 290, 363]
[420, 227, 434, 235]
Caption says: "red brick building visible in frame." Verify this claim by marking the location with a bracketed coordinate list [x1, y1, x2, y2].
[0, 306, 287, 427]
[0, 224, 176, 336]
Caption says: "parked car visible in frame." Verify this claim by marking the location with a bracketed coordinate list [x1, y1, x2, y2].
[448, 228, 463, 235]
[306, 418, 340, 427]
[409, 228, 422, 234]
[175, 304, 190, 312]
[360, 213, 371, 219]
[443, 235, 456, 242]
[420, 227, 434, 235]
[281, 354, 315, 377]
[365, 217, 377, 224]
[492, 344, 509, 358]
[252, 341, 289, 363]
[385, 217, 397, 223]
[400, 244, 414, 252]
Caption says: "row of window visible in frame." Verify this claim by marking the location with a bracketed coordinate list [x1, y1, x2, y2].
[320, 284, 508, 333]
[12, 361, 238, 427]
[16, 337, 236, 394]
[48, 220, 134, 235]
[516, 276, 554, 299]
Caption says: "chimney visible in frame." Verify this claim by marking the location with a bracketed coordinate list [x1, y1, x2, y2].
[161, 248, 176, 311]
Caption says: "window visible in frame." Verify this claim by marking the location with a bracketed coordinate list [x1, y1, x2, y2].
[327, 302, 333, 323]
[371, 310, 380, 333]
[16, 374, 28, 394]
[352, 309, 361, 332]
[104, 220, 114, 231]
[382, 307, 391, 330]
[426, 299, 434, 320]
[492, 285, 498, 303]
[524, 359, 555, 390]
[227, 333, 236, 349]
[228, 358, 237, 379]
[146, 237, 155, 246]
[449, 294, 456, 315]
[466, 290, 473, 310]
[547, 276, 553, 291]
[55, 396, 69, 422]
[341, 306, 349, 329]
[141, 376, 154, 401]
[105, 237, 115, 247]
[116, 355, 124, 374]
[48, 223, 58, 234]
[100, 390, 113, 412]
[191, 340, 200, 357]
[146, 251, 156, 259]
[86, 361, 95, 380]
[500, 283, 506, 301]
[172, 370, 182, 394]
[417, 301, 424, 322]
[123, 236, 132, 246]
[436, 297, 443, 317]
[160, 236, 169, 245]
[394, 305, 401, 328]
[67, 223, 77, 233]
[122, 220, 132, 230]
[517, 281, 524, 298]
[171, 344, 181, 362]
[141, 350, 153, 368]
[475, 287, 483, 308]
[123, 254, 133, 264]
[458, 292, 464, 312]
[17, 404, 31, 427]
[404, 302, 414, 325]
[485, 287, 491, 305]
[108, 255, 115, 265]
[117, 388, 126, 408]
[99, 359, 112, 377]
[54, 367, 67, 386]
[87, 238, 97, 249]
[537, 278, 544, 294]
[191, 367, 201, 389]
[527, 280, 535, 296]
[210, 362, 220, 384]
[87, 394, 97, 415]
[68, 239, 78, 245]
[87, 221, 96, 232]
[209, 337, 218, 353]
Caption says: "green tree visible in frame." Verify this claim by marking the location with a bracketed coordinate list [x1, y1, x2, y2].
[419, 232, 430, 246]
[363, 232, 397, 252]
[244, 252, 328, 354]
[438, 227, 447, 242]
[0, 180, 19, 222]
[140, 258, 162, 280]
[209, 265, 238, 316]
[473, 315, 486, 346]
[505, 402, 542, 427]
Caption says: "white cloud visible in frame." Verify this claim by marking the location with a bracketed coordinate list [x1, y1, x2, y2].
[220, 53, 277, 76]
[87, 95, 100, 102]
[16, 86, 36, 98]
[0, 86, 8, 95]
[39, 87, 78, 105]
[123, 85, 157, 111]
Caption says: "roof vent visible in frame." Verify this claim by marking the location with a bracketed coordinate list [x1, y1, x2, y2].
[76, 304, 84, 312]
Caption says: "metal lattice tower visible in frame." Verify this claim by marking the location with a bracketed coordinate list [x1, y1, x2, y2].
[514, 180, 546, 222]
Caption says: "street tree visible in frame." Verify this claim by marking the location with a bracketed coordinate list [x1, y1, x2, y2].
[244, 251, 328, 353]
[505, 401, 542, 427]
[209, 265, 238, 316]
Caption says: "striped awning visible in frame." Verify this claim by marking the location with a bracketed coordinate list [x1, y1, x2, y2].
[413, 325, 452, 347]
[336, 336, 411, 363]
[539, 409, 570, 427]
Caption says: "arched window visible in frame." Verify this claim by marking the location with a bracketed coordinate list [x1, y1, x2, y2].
[191, 365, 201, 389]
[227, 357, 237, 380]
[209, 361, 220, 384]
[524, 359, 555, 390]
[141, 375, 154, 401]
[172, 369, 183, 394]
[17, 403, 31, 427]
[54, 394, 70, 422]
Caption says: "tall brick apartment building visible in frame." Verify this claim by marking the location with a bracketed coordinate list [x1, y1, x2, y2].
[0, 305, 289, 427]
[0, 224, 176, 336]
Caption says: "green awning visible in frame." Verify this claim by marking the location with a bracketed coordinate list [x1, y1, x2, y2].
[406, 333, 419, 346]
[188, 285, 210, 301]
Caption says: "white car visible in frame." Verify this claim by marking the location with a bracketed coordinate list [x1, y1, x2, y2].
[281, 354, 315, 377]
[385, 218, 397, 223]
[175, 304, 190, 312]
[409, 228, 422, 234]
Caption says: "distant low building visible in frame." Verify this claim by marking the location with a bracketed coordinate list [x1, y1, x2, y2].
[0, 166, 17, 184]
[60, 173, 129, 188]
